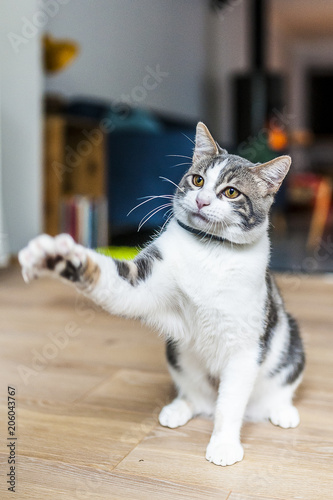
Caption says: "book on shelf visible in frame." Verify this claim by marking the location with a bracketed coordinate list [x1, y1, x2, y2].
[60, 195, 108, 248]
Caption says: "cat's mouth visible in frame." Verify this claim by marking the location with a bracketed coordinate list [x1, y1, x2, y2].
[190, 211, 210, 224]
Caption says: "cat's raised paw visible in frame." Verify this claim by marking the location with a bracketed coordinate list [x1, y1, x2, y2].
[269, 405, 300, 429]
[18, 234, 87, 283]
[206, 436, 244, 466]
[158, 399, 193, 428]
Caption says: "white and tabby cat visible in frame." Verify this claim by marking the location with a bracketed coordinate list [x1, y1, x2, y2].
[19, 122, 305, 466]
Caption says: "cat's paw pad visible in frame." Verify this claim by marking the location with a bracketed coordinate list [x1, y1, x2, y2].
[158, 399, 193, 428]
[19, 234, 86, 283]
[206, 437, 244, 466]
[269, 405, 300, 429]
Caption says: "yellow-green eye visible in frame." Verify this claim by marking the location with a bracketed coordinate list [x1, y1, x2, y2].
[193, 175, 204, 187]
[223, 187, 240, 199]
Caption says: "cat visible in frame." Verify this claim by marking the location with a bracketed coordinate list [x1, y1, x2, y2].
[19, 122, 305, 467]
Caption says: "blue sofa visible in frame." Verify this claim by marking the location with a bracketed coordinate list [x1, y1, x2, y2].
[63, 99, 197, 240]
[107, 123, 196, 236]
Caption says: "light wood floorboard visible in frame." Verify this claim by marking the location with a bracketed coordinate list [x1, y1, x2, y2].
[0, 266, 332, 499]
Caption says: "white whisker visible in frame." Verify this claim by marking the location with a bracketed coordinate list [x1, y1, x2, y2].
[159, 176, 185, 193]
[166, 154, 192, 160]
[138, 194, 174, 200]
[139, 203, 172, 223]
[206, 221, 213, 244]
[181, 133, 195, 146]
[160, 211, 174, 233]
[127, 195, 174, 216]
[163, 208, 173, 219]
[170, 162, 192, 169]
[138, 203, 172, 231]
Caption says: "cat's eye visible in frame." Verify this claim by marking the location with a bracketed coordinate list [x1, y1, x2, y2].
[223, 187, 240, 199]
[192, 175, 204, 188]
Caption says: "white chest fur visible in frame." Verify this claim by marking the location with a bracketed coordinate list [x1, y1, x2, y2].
[149, 220, 270, 370]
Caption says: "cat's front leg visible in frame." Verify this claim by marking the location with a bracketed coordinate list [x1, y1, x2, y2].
[206, 348, 259, 466]
[19, 233, 98, 288]
[19, 233, 165, 319]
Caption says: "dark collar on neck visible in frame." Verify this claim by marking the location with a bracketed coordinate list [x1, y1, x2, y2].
[176, 219, 230, 244]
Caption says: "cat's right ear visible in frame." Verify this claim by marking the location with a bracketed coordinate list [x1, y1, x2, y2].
[193, 122, 224, 162]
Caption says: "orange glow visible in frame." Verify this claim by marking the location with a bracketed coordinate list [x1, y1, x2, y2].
[268, 125, 288, 151]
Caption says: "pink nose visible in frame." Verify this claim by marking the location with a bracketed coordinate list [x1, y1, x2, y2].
[196, 198, 210, 210]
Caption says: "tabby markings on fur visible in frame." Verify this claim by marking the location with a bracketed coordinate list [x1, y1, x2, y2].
[19, 122, 305, 467]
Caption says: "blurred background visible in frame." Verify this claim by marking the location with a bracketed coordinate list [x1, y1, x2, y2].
[1, 0, 333, 272]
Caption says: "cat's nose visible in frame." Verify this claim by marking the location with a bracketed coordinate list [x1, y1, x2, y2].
[196, 195, 211, 210]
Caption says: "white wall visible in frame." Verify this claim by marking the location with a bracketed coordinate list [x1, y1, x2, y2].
[204, 1, 250, 144]
[0, 0, 43, 254]
[45, 0, 207, 120]
[0, 101, 9, 266]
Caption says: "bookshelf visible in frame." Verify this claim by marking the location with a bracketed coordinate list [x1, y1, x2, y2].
[43, 112, 108, 247]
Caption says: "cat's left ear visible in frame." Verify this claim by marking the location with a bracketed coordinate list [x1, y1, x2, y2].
[251, 155, 291, 194]
[193, 122, 226, 162]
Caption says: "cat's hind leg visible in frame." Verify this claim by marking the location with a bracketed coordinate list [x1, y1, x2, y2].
[269, 397, 300, 429]
[245, 374, 302, 428]
[159, 340, 217, 429]
[246, 311, 305, 429]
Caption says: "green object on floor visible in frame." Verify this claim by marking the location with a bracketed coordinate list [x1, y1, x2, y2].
[96, 246, 139, 261]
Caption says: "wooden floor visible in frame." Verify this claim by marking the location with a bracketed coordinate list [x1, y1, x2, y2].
[0, 265, 333, 499]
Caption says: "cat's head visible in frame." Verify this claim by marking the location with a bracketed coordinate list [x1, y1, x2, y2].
[173, 122, 291, 244]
